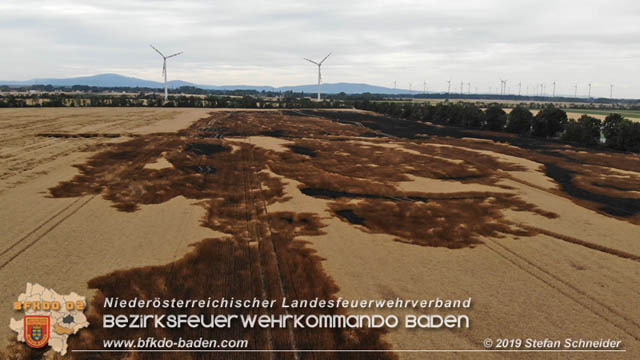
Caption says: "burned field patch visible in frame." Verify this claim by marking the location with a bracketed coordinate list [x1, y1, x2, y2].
[260, 137, 555, 248]
[37, 132, 124, 138]
[193, 111, 371, 139]
[299, 110, 640, 223]
[286, 144, 317, 157]
[48, 113, 398, 358]
[334, 209, 366, 225]
[184, 142, 229, 155]
[328, 197, 545, 248]
[422, 136, 640, 223]
[543, 163, 640, 218]
[44, 109, 640, 357]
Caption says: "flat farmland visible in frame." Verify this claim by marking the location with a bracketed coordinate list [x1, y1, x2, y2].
[1, 108, 639, 359]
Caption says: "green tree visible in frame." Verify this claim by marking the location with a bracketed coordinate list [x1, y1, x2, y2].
[462, 103, 485, 128]
[620, 120, 640, 153]
[602, 113, 625, 150]
[483, 104, 507, 131]
[562, 115, 601, 146]
[531, 105, 567, 138]
[506, 105, 533, 134]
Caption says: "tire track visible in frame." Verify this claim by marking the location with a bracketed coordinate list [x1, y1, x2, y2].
[519, 224, 640, 262]
[445, 148, 640, 261]
[240, 142, 275, 359]
[484, 237, 640, 342]
[0, 197, 84, 257]
[0, 195, 95, 271]
[246, 141, 300, 360]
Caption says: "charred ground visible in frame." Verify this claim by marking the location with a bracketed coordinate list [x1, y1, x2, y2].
[27, 109, 640, 358]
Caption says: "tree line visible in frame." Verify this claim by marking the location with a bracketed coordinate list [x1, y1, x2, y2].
[0, 93, 345, 109]
[354, 100, 640, 153]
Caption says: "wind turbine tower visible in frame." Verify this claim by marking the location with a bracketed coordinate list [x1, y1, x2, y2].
[467, 82, 471, 95]
[552, 81, 556, 97]
[304, 53, 331, 101]
[447, 79, 451, 95]
[423, 80, 427, 94]
[150, 45, 183, 101]
[460, 81, 464, 95]
[518, 82, 522, 96]
[588, 83, 592, 99]
[610, 84, 614, 99]
[574, 84, 577, 98]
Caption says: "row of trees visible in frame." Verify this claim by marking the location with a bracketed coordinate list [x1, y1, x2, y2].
[354, 101, 640, 153]
[0, 94, 345, 109]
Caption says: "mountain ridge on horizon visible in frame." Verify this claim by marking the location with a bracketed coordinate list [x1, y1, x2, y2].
[0, 73, 422, 95]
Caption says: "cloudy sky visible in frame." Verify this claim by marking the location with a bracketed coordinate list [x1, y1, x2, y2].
[2, 0, 640, 97]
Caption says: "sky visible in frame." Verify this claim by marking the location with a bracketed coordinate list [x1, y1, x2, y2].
[2, 0, 640, 98]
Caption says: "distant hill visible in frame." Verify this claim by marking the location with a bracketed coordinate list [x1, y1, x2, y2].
[0, 73, 195, 89]
[0, 73, 420, 95]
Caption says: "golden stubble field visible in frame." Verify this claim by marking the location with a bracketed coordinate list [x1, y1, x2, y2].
[1, 107, 639, 359]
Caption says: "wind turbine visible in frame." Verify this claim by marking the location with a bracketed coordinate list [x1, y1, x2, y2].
[574, 84, 577, 98]
[447, 79, 451, 95]
[518, 82, 522, 96]
[552, 81, 556, 97]
[150, 45, 183, 101]
[610, 84, 614, 99]
[304, 53, 331, 101]
[588, 82, 592, 99]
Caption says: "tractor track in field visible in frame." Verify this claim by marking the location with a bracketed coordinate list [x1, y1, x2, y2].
[240, 137, 300, 359]
[0, 195, 95, 271]
[484, 237, 640, 342]
[239, 139, 276, 358]
[246, 139, 301, 360]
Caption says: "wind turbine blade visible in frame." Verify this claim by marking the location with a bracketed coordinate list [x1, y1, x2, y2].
[319, 52, 331, 65]
[304, 58, 319, 65]
[150, 44, 165, 58]
[166, 51, 183, 58]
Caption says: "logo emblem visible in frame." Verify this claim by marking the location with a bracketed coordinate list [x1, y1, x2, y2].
[24, 316, 50, 348]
